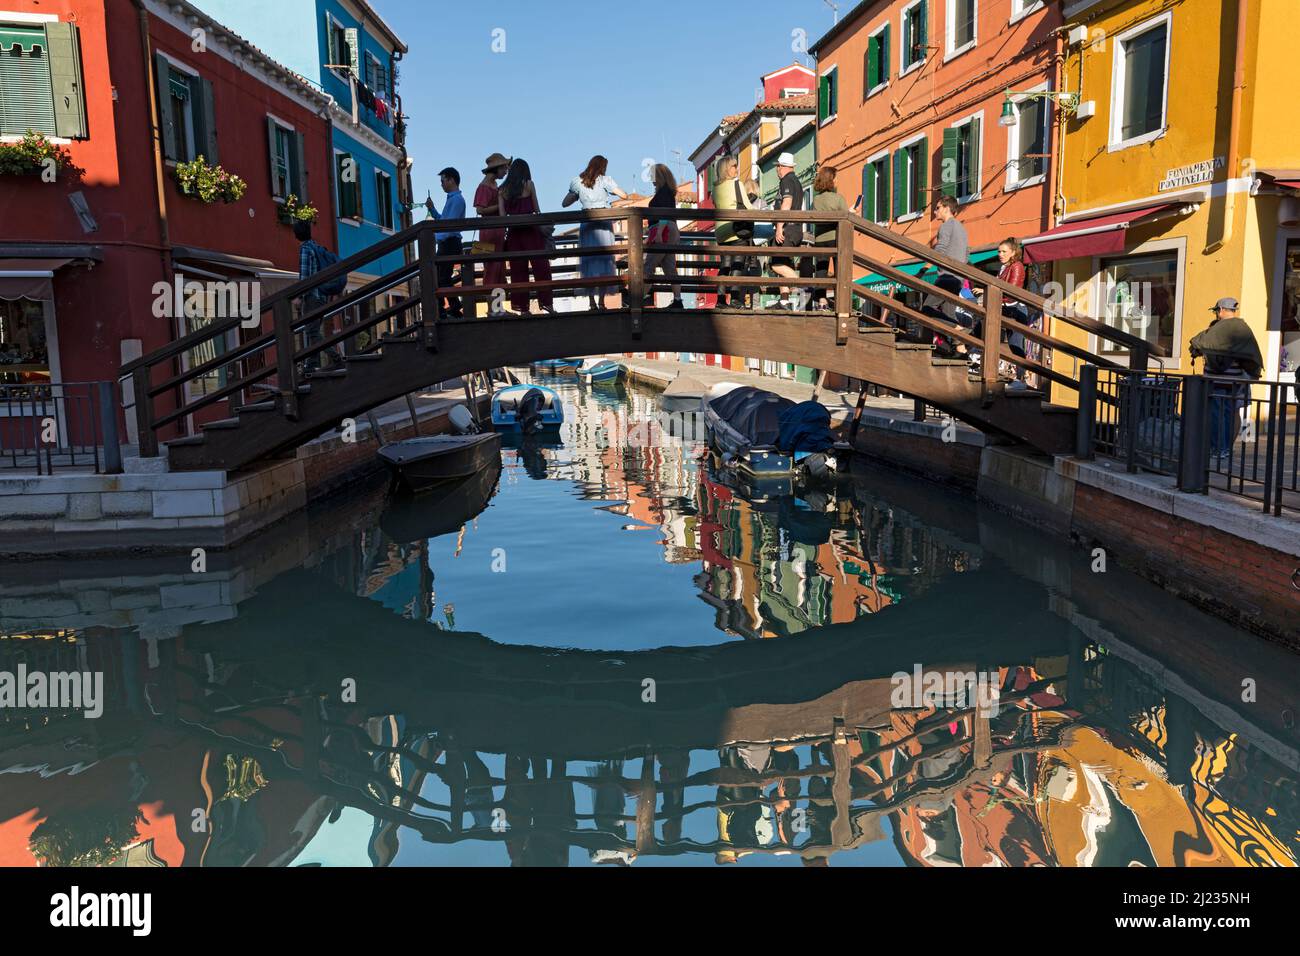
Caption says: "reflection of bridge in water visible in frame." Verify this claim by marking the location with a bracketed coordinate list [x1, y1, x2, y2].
[2, 453, 1295, 867]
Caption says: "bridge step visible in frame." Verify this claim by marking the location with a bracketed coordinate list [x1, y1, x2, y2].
[304, 368, 348, 380]
[931, 357, 970, 367]
[201, 417, 242, 431]
[165, 435, 206, 448]
[894, 342, 933, 351]
[1039, 403, 1077, 415]
[1000, 388, 1046, 399]
[234, 401, 279, 414]
[343, 353, 384, 362]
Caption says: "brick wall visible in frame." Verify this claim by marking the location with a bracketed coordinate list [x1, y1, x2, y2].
[852, 425, 983, 491]
[1071, 484, 1300, 645]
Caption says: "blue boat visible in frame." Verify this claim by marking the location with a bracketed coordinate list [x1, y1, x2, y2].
[491, 384, 564, 435]
[579, 359, 627, 384]
[530, 358, 583, 373]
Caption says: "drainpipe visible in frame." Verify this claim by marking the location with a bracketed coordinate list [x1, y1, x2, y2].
[1207, 0, 1250, 254]
[129, 0, 172, 282]
[392, 49, 413, 263]
[1048, 28, 1066, 228]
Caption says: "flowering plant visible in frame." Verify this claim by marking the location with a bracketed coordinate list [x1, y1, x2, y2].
[173, 155, 247, 204]
[0, 132, 79, 177]
[277, 193, 318, 225]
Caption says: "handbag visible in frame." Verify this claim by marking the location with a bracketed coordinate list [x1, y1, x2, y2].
[733, 181, 754, 242]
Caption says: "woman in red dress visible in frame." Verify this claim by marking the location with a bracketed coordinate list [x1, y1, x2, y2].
[474, 153, 511, 304]
[500, 158, 554, 314]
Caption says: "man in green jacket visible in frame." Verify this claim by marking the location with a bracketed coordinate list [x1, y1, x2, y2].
[1189, 297, 1264, 461]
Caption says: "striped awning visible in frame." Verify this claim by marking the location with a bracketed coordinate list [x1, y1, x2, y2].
[0, 26, 46, 53]
[855, 249, 1001, 294]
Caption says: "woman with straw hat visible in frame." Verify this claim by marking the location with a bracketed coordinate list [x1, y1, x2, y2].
[473, 152, 512, 309]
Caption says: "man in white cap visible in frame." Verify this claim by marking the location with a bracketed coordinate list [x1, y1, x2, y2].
[772, 152, 808, 310]
[1190, 296, 1264, 463]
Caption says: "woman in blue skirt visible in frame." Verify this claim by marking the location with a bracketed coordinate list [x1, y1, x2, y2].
[562, 155, 628, 310]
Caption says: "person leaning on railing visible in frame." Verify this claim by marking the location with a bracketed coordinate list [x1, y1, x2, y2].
[809, 165, 860, 311]
[643, 164, 684, 310]
[473, 152, 512, 302]
[562, 155, 628, 311]
[1189, 297, 1264, 464]
[710, 155, 754, 308]
[500, 158, 555, 315]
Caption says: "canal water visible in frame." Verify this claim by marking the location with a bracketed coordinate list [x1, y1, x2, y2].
[1, 377, 1297, 867]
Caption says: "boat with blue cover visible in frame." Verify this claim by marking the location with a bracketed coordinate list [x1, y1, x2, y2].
[702, 383, 841, 482]
[491, 384, 564, 434]
[529, 358, 583, 373]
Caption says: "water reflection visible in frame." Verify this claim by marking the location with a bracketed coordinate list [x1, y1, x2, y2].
[0, 380, 1296, 867]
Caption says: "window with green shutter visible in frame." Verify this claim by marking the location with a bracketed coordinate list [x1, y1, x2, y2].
[902, 1, 927, 71]
[892, 149, 905, 219]
[267, 118, 306, 201]
[818, 73, 830, 122]
[155, 58, 216, 164]
[375, 170, 393, 229]
[942, 117, 980, 200]
[865, 25, 890, 96]
[336, 151, 362, 220]
[871, 156, 889, 223]
[861, 163, 874, 221]
[0, 21, 87, 138]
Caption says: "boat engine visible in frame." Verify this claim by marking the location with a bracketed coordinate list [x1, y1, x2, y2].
[517, 388, 548, 436]
[448, 404, 479, 435]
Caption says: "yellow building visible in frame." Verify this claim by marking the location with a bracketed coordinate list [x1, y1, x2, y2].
[1027, 0, 1300, 394]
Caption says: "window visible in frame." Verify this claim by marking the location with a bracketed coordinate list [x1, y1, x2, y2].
[941, 114, 981, 200]
[1099, 250, 1179, 357]
[818, 66, 838, 124]
[364, 51, 389, 95]
[375, 170, 394, 229]
[901, 1, 928, 73]
[336, 151, 362, 220]
[155, 56, 215, 164]
[863, 24, 890, 97]
[267, 117, 306, 201]
[1006, 93, 1048, 188]
[0, 298, 48, 379]
[0, 20, 85, 138]
[1011, 0, 1045, 19]
[325, 17, 358, 77]
[946, 0, 977, 56]
[1110, 15, 1170, 148]
[893, 137, 928, 219]
[861, 153, 890, 224]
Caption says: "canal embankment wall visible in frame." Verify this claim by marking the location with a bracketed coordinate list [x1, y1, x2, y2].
[622, 358, 1299, 647]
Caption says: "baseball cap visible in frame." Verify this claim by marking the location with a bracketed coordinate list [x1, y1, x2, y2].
[1210, 297, 1240, 312]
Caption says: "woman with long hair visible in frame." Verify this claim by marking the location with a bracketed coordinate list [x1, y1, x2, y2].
[473, 152, 512, 304]
[809, 164, 859, 310]
[562, 155, 628, 310]
[643, 164, 683, 309]
[501, 158, 554, 314]
[996, 237, 1032, 385]
[710, 155, 755, 308]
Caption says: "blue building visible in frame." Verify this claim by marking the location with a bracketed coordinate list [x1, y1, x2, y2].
[195, 0, 412, 287]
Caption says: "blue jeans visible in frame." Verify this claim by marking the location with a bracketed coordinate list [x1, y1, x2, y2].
[1209, 373, 1249, 457]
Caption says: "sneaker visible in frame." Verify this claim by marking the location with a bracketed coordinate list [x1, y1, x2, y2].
[667, 298, 684, 309]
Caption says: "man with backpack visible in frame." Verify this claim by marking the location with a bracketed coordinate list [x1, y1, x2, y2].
[294, 219, 347, 374]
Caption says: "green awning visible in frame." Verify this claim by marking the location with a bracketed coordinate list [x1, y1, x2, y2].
[0, 26, 46, 54]
[855, 248, 1001, 294]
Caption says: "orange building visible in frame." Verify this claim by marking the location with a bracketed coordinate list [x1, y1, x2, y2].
[810, 0, 1063, 276]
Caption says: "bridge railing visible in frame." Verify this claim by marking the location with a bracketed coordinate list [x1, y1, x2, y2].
[119, 207, 1163, 458]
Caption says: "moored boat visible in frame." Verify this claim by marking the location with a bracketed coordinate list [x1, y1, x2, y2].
[377, 432, 503, 494]
[702, 385, 839, 481]
[579, 359, 627, 384]
[491, 384, 564, 434]
[659, 374, 708, 412]
[380, 457, 502, 542]
[530, 358, 583, 373]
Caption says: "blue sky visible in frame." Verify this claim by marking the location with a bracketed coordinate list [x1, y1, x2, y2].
[380, 0, 842, 207]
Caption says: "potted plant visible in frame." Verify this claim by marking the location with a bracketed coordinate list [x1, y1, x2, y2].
[173, 155, 247, 204]
[277, 193, 318, 226]
[0, 132, 79, 177]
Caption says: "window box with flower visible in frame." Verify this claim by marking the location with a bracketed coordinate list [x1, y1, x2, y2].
[277, 193, 318, 226]
[0, 132, 80, 178]
[173, 155, 247, 204]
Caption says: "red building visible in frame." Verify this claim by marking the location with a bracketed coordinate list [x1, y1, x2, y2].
[0, 0, 337, 443]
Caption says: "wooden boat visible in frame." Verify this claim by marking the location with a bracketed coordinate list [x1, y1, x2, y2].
[660, 374, 708, 412]
[491, 384, 564, 433]
[377, 432, 503, 493]
[579, 359, 627, 384]
[529, 358, 583, 373]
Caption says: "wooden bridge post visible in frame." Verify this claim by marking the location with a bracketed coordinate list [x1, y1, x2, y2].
[418, 223, 440, 351]
[635, 750, 657, 855]
[1076, 363, 1098, 459]
[273, 298, 300, 421]
[982, 285, 1003, 391]
[835, 218, 853, 345]
[626, 210, 645, 338]
[131, 366, 158, 458]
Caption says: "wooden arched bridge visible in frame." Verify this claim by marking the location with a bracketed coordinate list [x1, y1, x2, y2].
[120, 207, 1161, 472]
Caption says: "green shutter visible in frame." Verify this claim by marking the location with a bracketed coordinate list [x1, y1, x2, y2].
[325, 14, 336, 66]
[155, 53, 178, 160]
[195, 76, 217, 164]
[967, 115, 981, 196]
[45, 22, 86, 139]
[345, 27, 360, 78]
[878, 159, 889, 221]
[0, 30, 56, 136]
[830, 70, 838, 115]
[267, 116, 281, 197]
[862, 163, 875, 222]
[882, 25, 891, 82]
[918, 1, 928, 53]
[917, 136, 929, 209]
[818, 74, 829, 121]
[293, 131, 308, 202]
[941, 127, 958, 197]
[892, 149, 905, 218]
[865, 38, 878, 97]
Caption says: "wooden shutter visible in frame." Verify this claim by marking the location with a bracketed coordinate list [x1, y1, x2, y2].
[155, 53, 178, 160]
[877, 159, 889, 222]
[325, 14, 336, 65]
[196, 76, 217, 163]
[967, 116, 981, 196]
[345, 28, 360, 78]
[918, 1, 928, 53]
[881, 25, 890, 82]
[292, 131, 308, 202]
[267, 116, 281, 197]
[941, 127, 959, 197]
[862, 163, 875, 222]
[865, 37, 878, 96]
[818, 74, 829, 122]
[916, 137, 929, 209]
[892, 150, 905, 218]
[46, 21, 86, 139]
[830, 70, 838, 115]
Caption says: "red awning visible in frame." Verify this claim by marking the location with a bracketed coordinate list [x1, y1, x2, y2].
[1022, 203, 1191, 265]
[0, 258, 77, 301]
[1274, 179, 1300, 190]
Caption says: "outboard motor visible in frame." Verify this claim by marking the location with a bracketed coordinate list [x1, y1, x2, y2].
[516, 387, 547, 436]
[448, 403, 479, 435]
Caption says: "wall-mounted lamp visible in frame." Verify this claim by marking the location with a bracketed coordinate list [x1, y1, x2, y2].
[998, 89, 1082, 128]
